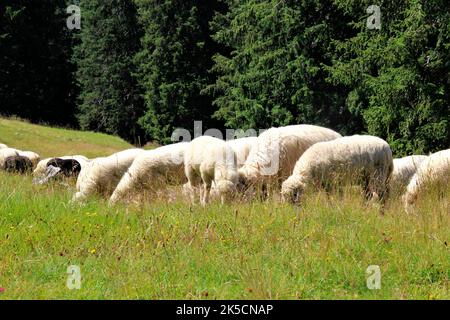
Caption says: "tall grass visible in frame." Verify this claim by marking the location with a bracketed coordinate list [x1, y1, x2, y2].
[0, 171, 448, 299]
[0, 118, 448, 299]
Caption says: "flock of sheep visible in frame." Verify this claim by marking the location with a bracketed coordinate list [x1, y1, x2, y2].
[1, 124, 449, 213]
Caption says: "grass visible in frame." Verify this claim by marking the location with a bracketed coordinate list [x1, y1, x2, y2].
[0, 117, 132, 158]
[0, 118, 448, 299]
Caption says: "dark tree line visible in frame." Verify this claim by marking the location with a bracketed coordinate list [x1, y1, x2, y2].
[0, 0, 448, 155]
[0, 0, 78, 126]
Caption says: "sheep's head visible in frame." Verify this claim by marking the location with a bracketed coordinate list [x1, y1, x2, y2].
[215, 180, 237, 203]
[237, 166, 259, 190]
[281, 179, 305, 204]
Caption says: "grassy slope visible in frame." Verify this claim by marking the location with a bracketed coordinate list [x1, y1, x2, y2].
[0, 118, 132, 158]
[0, 119, 448, 299]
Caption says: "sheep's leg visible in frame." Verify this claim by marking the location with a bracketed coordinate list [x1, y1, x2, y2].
[185, 165, 202, 205]
[259, 182, 268, 201]
[374, 177, 390, 214]
[71, 191, 87, 203]
[367, 171, 390, 214]
[200, 178, 212, 206]
[72, 179, 98, 203]
[109, 173, 133, 205]
[199, 184, 206, 206]
[183, 183, 197, 204]
[363, 175, 373, 201]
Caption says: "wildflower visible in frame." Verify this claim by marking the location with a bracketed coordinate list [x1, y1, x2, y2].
[89, 248, 96, 254]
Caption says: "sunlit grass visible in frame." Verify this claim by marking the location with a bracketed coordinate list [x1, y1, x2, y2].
[0, 171, 448, 300]
[0, 118, 448, 299]
[0, 117, 132, 158]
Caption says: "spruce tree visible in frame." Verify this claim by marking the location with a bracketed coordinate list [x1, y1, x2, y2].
[135, 0, 227, 144]
[328, 0, 450, 155]
[205, 0, 356, 133]
[0, 0, 77, 126]
[73, 0, 144, 143]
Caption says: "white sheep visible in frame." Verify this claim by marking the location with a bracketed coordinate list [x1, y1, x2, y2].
[18, 151, 41, 169]
[72, 149, 145, 202]
[390, 155, 428, 194]
[225, 137, 258, 168]
[0, 148, 20, 169]
[33, 155, 89, 177]
[184, 136, 238, 205]
[109, 142, 189, 205]
[239, 125, 342, 192]
[0, 143, 7, 149]
[281, 135, 393, 205]
[403, 149, 450, 213]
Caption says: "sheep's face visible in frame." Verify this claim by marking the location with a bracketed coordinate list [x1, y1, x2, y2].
[238, 166, 260, 187]
[216, 180, 237, 203]
[281, 181, 304, 204]
[237, 171, 249, 191]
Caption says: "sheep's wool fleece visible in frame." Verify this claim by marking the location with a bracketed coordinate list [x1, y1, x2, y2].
[292, 135, 393, 180]
[242, 125, 342, 179]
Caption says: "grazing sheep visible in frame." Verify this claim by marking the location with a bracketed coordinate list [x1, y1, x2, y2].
[0, 143, 7, 149]
[18, 151, 41, 169]
[0, 148, 20, 170]
[47, 158, 82, 176]
[239, 125, 342, 193]
[109, 142, 189, 205]
[281, 135, 394, 205]
[72, 149, 145, 202]
[33, 158, 85, 185]
[225, 137, 258, 168]
[403, 149, 450, 213]
[4, 155, 33, 174]
[184, 136, 238, 205]
[390, 155, 428, 194]
[33, 155, 89, 177]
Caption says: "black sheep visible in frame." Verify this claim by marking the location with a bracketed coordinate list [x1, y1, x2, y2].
[46, 158, 81, 177]
[4, 155, 33, 174]
[33, 158, 82, 185]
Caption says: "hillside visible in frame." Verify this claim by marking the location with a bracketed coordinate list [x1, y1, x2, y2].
[0, 118, 133, 158]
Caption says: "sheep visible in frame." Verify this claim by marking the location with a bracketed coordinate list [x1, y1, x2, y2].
[403, 149, 450, 213]
[33, 155, 89, 177]
[18, 151, 41, 169]
[0, 143, 7, 149]
[281, 135, 394, 206]
[390, 155, 428, 194]
[4, 155, 33, 174]
[72, 149, 145, 202]
[47, 158, 82, 176]
[238, 125, 342, 195]
[184, 136, 238, 205]
[109, 142, 189, 205]
[0, 148, 20, 170]
[33, 158, 86, 185]
[225, 137, 258, 168]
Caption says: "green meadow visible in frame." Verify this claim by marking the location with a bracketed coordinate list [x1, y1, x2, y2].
[0, 119, 448, 299]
